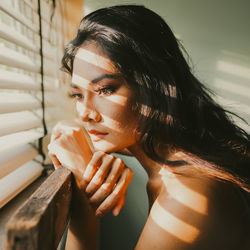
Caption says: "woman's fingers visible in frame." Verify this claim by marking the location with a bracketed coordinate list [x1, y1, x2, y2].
[48, 152, 61, 169]
[85, 154, 114, 196]
[48, 137, 133, 218]
[82, 151, 131, 217]
[85, 154, 126, 197]
[83, 151, 105, 182]
[94, 167, 133, 217]
[51, 131, 62, 142]
[48, 141, 61, 169]
[112, 192, 126, 216]
[88, 158, 125, 202]
[48, 127, 92, 171]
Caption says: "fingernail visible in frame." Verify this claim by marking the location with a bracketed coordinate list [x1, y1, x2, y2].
[96, 210, 104, 218]
[85, 183, 95, 196]
[85, 184, 91, 194]
[113, 207, 120, 216]
[83, 173, 89, 181]
[83, 170, 91, 181]
[83, 163, 94, 180]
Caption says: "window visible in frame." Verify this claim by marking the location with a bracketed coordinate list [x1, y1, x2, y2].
[0, 0, 74, 208]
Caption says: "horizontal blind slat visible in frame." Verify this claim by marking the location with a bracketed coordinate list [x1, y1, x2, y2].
[0, 111, 42, 136]
[0, 2, 39, 33]
[0, 23, 57, 62]
[0, 161, 43, 208]
[23, 0, 37, 11]
[0, 107, 58, 136]
[42, 37, 57, 61]
[0, 128, 44, 154]
[0, 93, 41, 113]
[0, 144, 38, 179]
[43, 58, 57, 77]
[0, 22, 39, 53]
[0, 69, 56, 91]
[0, 69, 40, 90]
[0, 45, 40, 73]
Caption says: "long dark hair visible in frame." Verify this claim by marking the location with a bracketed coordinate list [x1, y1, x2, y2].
[62, 5, 250, 191]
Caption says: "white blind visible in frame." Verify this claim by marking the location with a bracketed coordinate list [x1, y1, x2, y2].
[0, 0, 70, 209]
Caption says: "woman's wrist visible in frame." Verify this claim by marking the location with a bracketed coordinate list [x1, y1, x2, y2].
[66, 182, 99, 250]
[70, 177, 97, 221]
[66, 218, 99, 250]
[68, 200, 99, 250]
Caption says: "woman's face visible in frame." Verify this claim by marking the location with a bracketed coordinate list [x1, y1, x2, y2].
[71, 42, 138, 153]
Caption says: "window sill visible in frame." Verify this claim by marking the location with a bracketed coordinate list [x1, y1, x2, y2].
[0, 173, 49, 249]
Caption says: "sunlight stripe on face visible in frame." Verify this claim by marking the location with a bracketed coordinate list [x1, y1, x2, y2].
[72, 73, 89, 90]
[76, 47, 113, 70]
[72, 73, 128, 104]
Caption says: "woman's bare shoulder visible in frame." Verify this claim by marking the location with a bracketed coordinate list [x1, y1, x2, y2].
[136, 171, 249, 250]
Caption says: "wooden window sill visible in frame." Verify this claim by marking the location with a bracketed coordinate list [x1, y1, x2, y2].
[0, 173, 49, 249]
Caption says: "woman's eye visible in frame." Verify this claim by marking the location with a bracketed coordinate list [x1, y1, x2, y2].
[68, 92, 83, 100]
[95, 86, 117, 96]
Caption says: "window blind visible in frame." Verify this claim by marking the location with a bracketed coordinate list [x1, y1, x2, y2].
[0, 0, 71, 209]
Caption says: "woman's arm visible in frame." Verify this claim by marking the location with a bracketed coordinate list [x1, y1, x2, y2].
[65, 182, 99, 250]
[64, 152, 132, 250]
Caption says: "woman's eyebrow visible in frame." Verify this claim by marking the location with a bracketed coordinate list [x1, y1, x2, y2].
[70, 83, 79, 89]
[70, 73, 121, 89]
[91, 73, 121, 83]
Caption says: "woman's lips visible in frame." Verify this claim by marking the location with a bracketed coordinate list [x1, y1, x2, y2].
[87, 129, 108, 141]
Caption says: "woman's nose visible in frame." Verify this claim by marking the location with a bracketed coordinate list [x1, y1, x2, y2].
[76, 100, 102, 123]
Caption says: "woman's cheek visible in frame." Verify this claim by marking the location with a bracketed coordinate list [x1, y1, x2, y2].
[76, 101, 86, 118]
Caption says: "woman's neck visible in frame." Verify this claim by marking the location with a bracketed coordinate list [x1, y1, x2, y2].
[128, 143, 186, 208]
[128, 143, 181, 179]
[128, 143, 162, 179]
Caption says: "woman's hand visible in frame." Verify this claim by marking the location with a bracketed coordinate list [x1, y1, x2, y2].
[48, 119, 93, 189]
[48, 120, 133, 217]
[83, 151, 133, 217]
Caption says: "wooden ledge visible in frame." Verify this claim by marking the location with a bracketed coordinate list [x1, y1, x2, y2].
[5, 166, 72, 250]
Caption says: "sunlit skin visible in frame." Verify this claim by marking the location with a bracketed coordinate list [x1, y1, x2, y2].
[48, 42, 250, 250]
[71, 44, 138, 153]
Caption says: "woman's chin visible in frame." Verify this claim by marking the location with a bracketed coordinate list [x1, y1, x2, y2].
[91, 141, 117, 153]
[91, 138, 136, 154]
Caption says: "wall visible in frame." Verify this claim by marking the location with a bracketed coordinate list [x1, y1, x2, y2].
[81, 1, 250, 249]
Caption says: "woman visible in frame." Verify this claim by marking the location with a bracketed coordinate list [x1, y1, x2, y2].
[48, 5, 250, 250]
